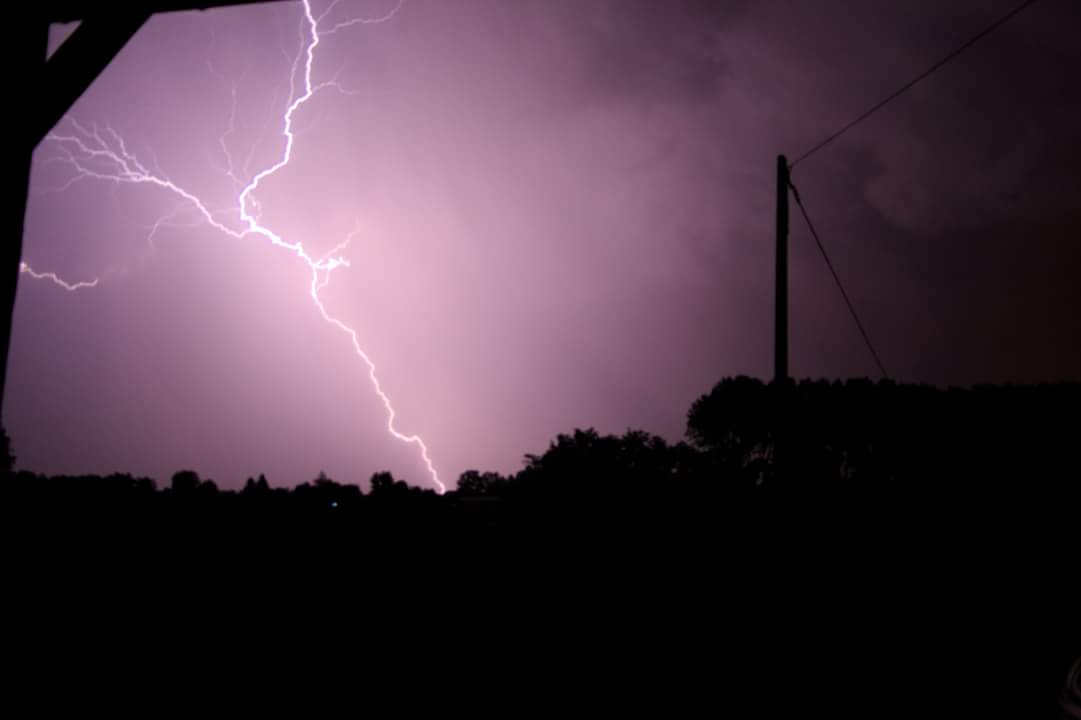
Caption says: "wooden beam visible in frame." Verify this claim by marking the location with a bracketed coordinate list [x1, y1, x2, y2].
[35, 11, 152, 147]
[43, 0, 289, 24]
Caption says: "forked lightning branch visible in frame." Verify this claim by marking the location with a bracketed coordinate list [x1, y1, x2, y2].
[21, 0, 444, 492]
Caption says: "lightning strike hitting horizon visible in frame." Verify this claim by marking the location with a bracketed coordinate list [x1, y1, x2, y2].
[21, 0, 445, 493]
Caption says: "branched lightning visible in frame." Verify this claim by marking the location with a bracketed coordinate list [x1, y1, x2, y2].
[319, 0, 405, 35]
[21, 0, 445, 493]
[19, 262, 100, 291]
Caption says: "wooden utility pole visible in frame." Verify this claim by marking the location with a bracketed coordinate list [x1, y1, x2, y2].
[775, 155, 789, 384]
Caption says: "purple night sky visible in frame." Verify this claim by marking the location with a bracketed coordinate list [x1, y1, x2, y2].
[6, 0, 1080, 490]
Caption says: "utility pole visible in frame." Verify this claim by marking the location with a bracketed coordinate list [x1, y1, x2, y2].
[771, 155, 791, 487]
[775, 155, 789, 384]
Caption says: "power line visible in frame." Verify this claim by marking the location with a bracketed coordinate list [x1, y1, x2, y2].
[788, 180, 890, 380]
[790, 0, 1043, 168]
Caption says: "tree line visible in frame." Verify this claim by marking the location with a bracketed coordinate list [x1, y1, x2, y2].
[1, 376, 1077, 717]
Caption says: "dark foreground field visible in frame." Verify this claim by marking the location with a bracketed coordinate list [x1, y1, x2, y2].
[3, 378, 1078, 717]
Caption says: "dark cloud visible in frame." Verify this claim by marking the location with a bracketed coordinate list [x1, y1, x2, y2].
[556, 0, 749, 106]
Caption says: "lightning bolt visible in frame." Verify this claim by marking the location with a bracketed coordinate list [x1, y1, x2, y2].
[19, 262, 100, 291]
[21, 0, 444, 493]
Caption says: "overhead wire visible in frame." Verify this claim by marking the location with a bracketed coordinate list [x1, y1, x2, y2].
[788, 179, 890, 379]
[790, 0, 1043, 168]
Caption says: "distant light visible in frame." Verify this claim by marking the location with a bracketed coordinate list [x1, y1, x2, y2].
[330, 501, 339, 508]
